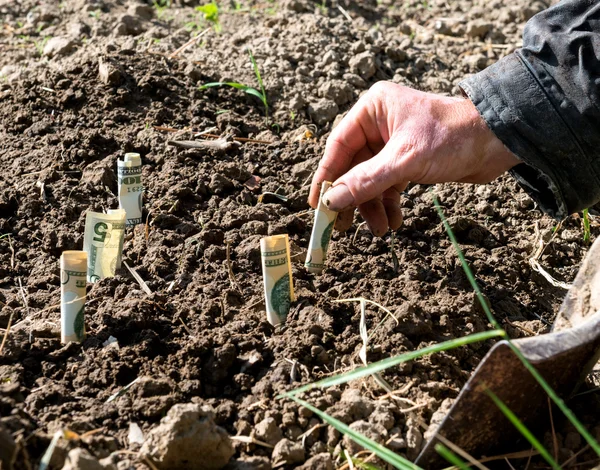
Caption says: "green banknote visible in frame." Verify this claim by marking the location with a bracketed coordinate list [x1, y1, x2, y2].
[305, 181, 338, 274]
[83, 209, 126, 283]
[117, 152, 143, 226]
[60, 251, 87, 343]
[261, 234, 295, 326]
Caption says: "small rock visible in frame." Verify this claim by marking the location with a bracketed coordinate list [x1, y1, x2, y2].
[128, 423, 144, 445]
[140, 403, 234, 470]
[349, 52, 377, 79]
[114, 14, 144, 36]
[61, 448, 103, 470]
[43, 37, 75, 57]
[340, 389, 374, 421]
[127, 3, 154, 19]
[271, 438, 305, 465]
[466, 20, 492, 38]
[318, 80, 353, 105]
[406, 421, 423, 461]
[184, 63, 202, 82]
[209, 174, 234, 195]
[385, 45, 407, 62]
[321, 50, 339, 65]
[68, 21, 91, 37]
[224, 456, 272, 470]
[25, 120, 53, 137]
[297, 453, 333, 470]
[289, 94, 305, 110]
[254, 417, 283, 446]
[463, 54, 488, 70]
[81, 158, 117, 189]
[307, 99, 339, 126]
[282, 0, 312, 13]
[343, 421, 387, 455]
[423, 398, 454, 442]
[99, 59, 122, 85]
[342, 72, 367, 88]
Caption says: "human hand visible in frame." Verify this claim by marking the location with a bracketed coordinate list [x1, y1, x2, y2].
[308, 82, 521, 236]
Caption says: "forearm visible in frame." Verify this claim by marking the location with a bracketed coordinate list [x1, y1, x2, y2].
[460, 0, 600, 218]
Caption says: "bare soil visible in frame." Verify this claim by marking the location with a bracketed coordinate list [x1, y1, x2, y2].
[1, 0, 599, 468]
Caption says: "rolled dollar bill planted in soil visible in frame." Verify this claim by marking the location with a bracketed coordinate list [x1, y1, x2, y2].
[83, 209, 127, 283]
[117, 152, 143, 226]
[60, 251, 87, 343]
[305, 181, 338, 274]
[260, 234, 295, 326]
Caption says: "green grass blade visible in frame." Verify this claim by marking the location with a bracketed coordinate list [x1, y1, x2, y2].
[506, 342, 600, 456]
[287, 396, 420, 470]
[248, 49, 265, 99]
[434, 444, 469, 470]
[432, 192, 500, 330]
[485, 389, 560, 470]
[200, 81, 249, 90]
[243, 87, 267, 105]
[285, 330, 505, 396]
[247, 48, 268, 118]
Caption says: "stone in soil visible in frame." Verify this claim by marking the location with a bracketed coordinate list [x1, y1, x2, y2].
[271, 438, 305, 465]
[61, 448, 111, 470]
[139, 403, 234, 470]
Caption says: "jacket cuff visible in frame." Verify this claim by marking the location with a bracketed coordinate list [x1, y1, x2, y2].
[459, 52, 594, 219]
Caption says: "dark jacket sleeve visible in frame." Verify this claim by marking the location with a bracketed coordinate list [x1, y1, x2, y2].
[459, 0, 600, 219]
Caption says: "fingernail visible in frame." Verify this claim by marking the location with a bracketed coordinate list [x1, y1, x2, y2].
[323, 184, 354, 212]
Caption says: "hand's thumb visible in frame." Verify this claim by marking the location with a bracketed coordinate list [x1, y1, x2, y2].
[323, 144, 401, 211]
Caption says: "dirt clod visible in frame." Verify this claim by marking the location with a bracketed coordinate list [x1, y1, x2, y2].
[140, 403, 234, 470]
[271, 438, 305, 465]
[61, 448, 108, 470]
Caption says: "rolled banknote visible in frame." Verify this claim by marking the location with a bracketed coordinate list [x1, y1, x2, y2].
[117, 152, 143, 226]
[107, 209, 125, 270]
[60, 251, 87, 343]
[260, 235, 295, 326]
[305, 181, 338, 274]
[83, 209, 126, 283]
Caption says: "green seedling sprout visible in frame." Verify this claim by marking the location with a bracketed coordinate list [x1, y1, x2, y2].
[196, 1, 221, 32]
[583, 208, 591, 244]
[200, 48, 269, 121]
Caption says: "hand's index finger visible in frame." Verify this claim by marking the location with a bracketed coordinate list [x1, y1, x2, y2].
[308, 97, 384, 207]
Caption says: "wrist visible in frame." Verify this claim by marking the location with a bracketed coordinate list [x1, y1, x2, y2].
[457, 98, 521, 183]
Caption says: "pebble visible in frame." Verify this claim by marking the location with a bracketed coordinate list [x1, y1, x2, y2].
[139, 403, 234, 469]
[271, 438, 305, 465]
[127, 3, 154, 20]
[318, 80, 353, 105]
[349, 51, 377, 79]
[466, 19, 493, 38]
[297, 452, 333, 470]
[43, 37, 75, 57]
[406, 420, 423, 461]
[98, 59, 122, 85]
[342, 421, 387, 455]
[60, 448, 107, 470]
[254, 417, 283, 446]
[308, 99, 339, 126]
